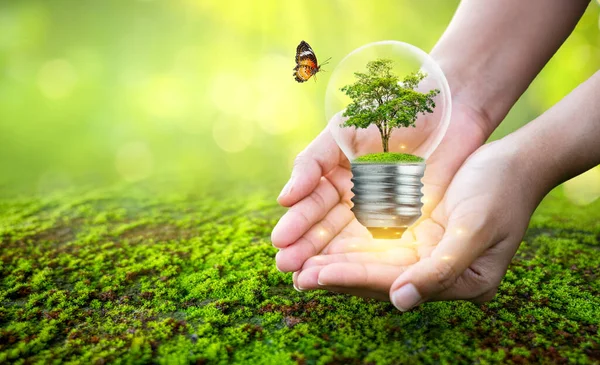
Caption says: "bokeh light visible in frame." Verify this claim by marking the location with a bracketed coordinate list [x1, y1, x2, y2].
[139, 76, 188, 119]
[0, 0, 598, 193]
[37, 59, 78, 99]
[563, 166, 600, 206]
[212, 116, 254, 153]
[115, 141, 154, 182]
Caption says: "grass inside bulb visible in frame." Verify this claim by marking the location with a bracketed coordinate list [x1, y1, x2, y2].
[325, 41, 452, 239]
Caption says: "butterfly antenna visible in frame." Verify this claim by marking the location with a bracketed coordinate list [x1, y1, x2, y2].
[319, 57, 332, 74]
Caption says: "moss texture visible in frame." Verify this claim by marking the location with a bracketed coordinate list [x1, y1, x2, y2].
[0, 184, 599, 364]
[353, 153, 424, 164]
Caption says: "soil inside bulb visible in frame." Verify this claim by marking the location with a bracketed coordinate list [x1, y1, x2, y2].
[353, 152, 424, 164]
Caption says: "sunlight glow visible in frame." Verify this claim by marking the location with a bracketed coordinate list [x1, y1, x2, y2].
[212, 115, 254, 153]
[140, 76, 188, 118]
[38, 59, 77, 99]
[255, 54, 307, 135]
[563, 166, 600, 205]
[210, 72, 254, 117]
[115, 141, 153, 182]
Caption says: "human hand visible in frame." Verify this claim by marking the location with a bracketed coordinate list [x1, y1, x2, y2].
[272, 101, 492, 276]
[270, 126, 370, 275]
[296, 139, 547, 310]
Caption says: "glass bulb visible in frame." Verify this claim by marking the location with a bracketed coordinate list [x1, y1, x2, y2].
[325, 41, 451, 239]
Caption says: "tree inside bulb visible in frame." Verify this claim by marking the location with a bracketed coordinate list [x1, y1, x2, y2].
[324, 41, 452, 239]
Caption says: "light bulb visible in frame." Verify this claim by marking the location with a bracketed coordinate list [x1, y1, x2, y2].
[325, 41, 451, 239]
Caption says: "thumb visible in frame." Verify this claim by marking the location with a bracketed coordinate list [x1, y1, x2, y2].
[277, 126, 344, 207]
[389, 210, 494, 311]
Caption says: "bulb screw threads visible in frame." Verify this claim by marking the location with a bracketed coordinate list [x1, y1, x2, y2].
[350, 163, 426, 239]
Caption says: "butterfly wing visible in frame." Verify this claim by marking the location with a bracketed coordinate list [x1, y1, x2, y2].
[294, 65, 314, 83]
[294, 40, 319, 82]
[296, 40, 318, 66]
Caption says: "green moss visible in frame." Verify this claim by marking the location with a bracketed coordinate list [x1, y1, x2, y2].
[0, 184, 599, 364]
[353, 152, 424, 164]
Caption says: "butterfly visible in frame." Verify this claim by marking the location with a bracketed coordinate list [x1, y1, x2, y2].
[293, 40, 330, 83]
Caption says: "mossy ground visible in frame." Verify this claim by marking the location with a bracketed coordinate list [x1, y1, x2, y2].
[353, 153, 424, 164]
[0, 183, 599, 364]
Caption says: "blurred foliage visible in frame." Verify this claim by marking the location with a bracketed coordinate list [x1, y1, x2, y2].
[0, 0, 599, 195]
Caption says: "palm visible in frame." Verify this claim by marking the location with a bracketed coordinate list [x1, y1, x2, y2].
[273, 101, 491, 291]
[296, 140, 529, 304]
[272, 131, 369, 273]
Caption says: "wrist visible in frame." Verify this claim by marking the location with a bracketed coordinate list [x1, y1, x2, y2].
[477, 138, 550, 212]
[430, 53, 502, 139]
[429, 0, 588, 144]
[507, 135, 558, 209]
[510, 71, 600, 195]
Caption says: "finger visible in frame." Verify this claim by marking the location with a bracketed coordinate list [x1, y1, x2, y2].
[412, 235, 516, 303]
[470, 287, 498, 304]
[325, 233, 416, 254]
[435, 237, 515, 302]
[277, 128, 346, 207]
[411, 218, 444, 258]
[424, 268, 492, 302]
[417, 110, 490, 219]
[301, 247, 418, 271]
[321, 219, 371, 250]
[318, 263, 408, 293]
[293, 268, 390, 300]
[412, 218, 444, 247]
[419, 178, 446, 221]
[319, 287, 390, 301]
[292, 271, 302, 292]
[272, 176, 341, 248]
[417, 245, 436, 260]
[324, 165, 354, 205]
[294, 266, 322, 290]
[389, 210, 494, 311]
[275, 202, 355, 272]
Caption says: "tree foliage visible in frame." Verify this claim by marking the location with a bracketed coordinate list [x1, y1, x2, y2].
[340, 59, 440, 152]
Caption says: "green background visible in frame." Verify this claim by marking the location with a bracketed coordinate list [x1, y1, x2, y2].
[0, 0, 599, 196]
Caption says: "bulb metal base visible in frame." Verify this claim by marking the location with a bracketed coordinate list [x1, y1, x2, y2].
[351, 163, 426, 239]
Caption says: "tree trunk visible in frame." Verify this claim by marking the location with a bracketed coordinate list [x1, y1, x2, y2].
[382, 133, 389, 153]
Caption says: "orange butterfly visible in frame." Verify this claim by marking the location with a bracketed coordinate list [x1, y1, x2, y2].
[293, 40, 330, 83]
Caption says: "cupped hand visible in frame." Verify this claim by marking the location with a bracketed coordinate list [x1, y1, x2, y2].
[272, 101, 491, 277]
[296, 139, 543, 311]
[270, 126, 369, 274]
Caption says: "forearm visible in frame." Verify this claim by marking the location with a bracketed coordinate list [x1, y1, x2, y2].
[431, 0, 590, 133]
[510, 71, 600, 202]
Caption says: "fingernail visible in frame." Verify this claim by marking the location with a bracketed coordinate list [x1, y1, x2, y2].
[316, 271, 326, 286]
[391, 284, 421, 312]
[293, 283, 304, 292]
[278, 178, 294, 199]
